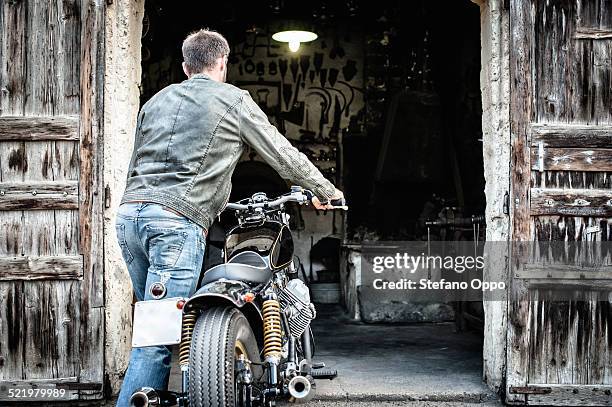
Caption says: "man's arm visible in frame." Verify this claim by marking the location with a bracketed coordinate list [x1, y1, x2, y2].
[238, 90, 342, 205]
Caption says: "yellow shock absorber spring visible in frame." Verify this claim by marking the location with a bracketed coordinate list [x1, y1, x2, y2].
[262, 299, 283, 359]
[179, 311, 197, 366]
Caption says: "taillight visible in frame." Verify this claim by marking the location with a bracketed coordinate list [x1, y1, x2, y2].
[149, 282, 166, 299]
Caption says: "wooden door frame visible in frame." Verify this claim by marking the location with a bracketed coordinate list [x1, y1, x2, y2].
[99, 0, 516, 397]
[505, 0, 532, 403]
[78, 0, 106, 397]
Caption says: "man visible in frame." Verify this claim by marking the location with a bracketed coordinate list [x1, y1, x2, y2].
[115, 29, 343, 405]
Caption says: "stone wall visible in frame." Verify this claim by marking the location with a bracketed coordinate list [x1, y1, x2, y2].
[103, 0, 145, 395]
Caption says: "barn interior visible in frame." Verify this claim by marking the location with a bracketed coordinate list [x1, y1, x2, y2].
[139, 0, 490, 397]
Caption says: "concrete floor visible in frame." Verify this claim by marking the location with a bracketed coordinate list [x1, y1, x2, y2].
[304, 305, 497, 403]
[165, 304, 499, 404]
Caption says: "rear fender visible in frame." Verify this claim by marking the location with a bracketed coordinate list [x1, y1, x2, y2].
[184, 279, 263, 343]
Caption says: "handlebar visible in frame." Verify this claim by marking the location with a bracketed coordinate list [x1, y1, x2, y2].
[224, 188, 348, 212]
[225, 192, 308, 211]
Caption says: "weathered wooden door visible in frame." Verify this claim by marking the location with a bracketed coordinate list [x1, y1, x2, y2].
[507, 0, 612, 405]
[0, 0, 105, 401]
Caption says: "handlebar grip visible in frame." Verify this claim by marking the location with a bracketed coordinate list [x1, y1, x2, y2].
[330, 198, 346, 207]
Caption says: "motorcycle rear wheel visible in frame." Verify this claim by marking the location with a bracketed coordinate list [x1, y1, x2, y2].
[189, 306, 262, 407]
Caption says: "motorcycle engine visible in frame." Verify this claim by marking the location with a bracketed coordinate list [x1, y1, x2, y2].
[278, 279, 316, 338]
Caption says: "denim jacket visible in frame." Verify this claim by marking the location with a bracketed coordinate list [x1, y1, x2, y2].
[120, 73, 336, 231]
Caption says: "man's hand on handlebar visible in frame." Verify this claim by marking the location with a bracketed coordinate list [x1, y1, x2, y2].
[312, 188, 345, 210]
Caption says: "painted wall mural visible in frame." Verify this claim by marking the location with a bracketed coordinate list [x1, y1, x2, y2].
[228, 25, 365, 184]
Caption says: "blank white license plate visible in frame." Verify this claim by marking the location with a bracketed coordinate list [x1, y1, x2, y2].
[131, 297, 185, 348]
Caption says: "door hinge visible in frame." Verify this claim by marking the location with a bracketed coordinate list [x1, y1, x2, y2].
[503, 191, 509, 215]
[537, 142, 545, 172]
[104, 185, 111, 209]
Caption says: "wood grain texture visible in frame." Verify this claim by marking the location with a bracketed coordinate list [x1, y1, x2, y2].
[77, 0, 105, 393]
[0, 256, 82, 280]
[534, 0, 612, 124]
[531, 147, 612, 172]
[531, 188, 612, 216]
[531, 124, 612, 148]
[512, 383, 612, 405]
[0, 181, 79, 210]
[0, 116, 79, 141]
[517, 264, 612, 280]
[0, 0, 27, 384]
[509, 0, 612, 404]
[508, 0, 534, 403]
[575, 27, 612, 39]
[0, 0, 104, 394]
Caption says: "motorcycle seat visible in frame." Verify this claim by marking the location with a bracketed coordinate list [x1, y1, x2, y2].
[201, 251, 272, 285]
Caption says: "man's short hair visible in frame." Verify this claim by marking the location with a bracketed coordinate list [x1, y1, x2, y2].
[182, 29, 230, 74]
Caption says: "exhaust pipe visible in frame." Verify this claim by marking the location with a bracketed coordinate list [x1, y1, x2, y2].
[129, 387, 160, 407]
[288, 375, 314, 403]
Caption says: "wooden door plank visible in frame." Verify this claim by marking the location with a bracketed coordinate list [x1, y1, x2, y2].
[19, 0, 83, 380]
[0, 116, 79, 141]
[527, 379, 612, 405]
[0, 180, 79, 210]
[0, 0, 26, 383]
[0, 256, 83, 280]
[508, 0, 535, 403]
[531, 124, 612, 148]
[77, 0, 105, 392]
[21, 281, 81, 380]
[531, 147, 612, 172]
[531, 188, 612, 216]
[0, 0, 26, 114]
[517, 265, 612, 280]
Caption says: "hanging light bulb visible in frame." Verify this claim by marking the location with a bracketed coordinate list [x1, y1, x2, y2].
[288, 40, 301, 52]
[272, 30, 318, 53]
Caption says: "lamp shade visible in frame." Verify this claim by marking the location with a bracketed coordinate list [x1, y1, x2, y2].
[271, 20, 318, 53]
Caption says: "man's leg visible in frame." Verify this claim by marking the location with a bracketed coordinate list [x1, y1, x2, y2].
[116, 204, 205, 406]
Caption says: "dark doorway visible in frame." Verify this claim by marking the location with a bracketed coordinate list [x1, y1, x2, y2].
[140, 0, 488, 399]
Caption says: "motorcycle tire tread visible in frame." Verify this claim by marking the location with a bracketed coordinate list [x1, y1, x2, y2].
[189, 306, 260, 407]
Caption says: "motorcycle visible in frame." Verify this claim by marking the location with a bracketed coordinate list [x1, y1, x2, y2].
[129, 186, 346, 407]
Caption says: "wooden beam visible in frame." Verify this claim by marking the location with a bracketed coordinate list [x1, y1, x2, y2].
[531, 147, 612, 171]
[0, 256, 83, 280]
[507, 0, 535, 402]
[516, 264, 612, 280]
[0, 181, 78, 210]
[531, 124, 612, 148]
[525, 384, 612, 406]
[77, 0, 106, 393]
[575, 28, 612, 40]
[0, 116, 79, 141]
[531, 188, 612, 216]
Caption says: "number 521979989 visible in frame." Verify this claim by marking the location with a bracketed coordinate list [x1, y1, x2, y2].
[3, 387, 67, 399]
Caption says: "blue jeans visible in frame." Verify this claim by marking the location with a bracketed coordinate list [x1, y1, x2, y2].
[115, 202, 206, 407]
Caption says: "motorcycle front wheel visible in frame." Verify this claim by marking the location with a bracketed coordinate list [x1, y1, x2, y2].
[189, 306, 262, 407]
